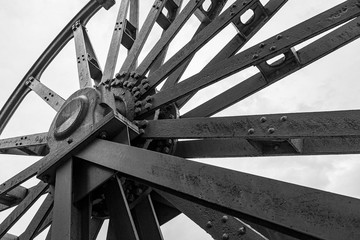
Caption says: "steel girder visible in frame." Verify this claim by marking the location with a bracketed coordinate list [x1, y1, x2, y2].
[1, 0, 360, 239]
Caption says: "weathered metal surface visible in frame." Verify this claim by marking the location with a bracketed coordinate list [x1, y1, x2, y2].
[76, 139, 360, 240]
[104, 176, 139, 240]
[25, 77, 65, 112]
[0, 132, 48, 156]
[138, 0, 360, 117]
[184, 16, 360, 117]
[131, 195, 164, 240]
[0, 182, 48, 239]
[18, 194, 53, 240]
[157, 190, 268, 240]
[143, 110, 360, 139]
[174, 137, 360, 158]
[175, 0, 287, 107]
[0, 0, 112, 135]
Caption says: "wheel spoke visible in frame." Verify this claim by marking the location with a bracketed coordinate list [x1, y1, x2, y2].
[104, 176, 139, 240]
[174, 137, 360, 158]
[143, 110, 360, 139]
[131, 195, 164, 240]
[24, 77, 65, 112]
[0, 182, 48, 239]
[137, 0, 360, 117]
[157, 190, 268, 240]
[175, 0, 287, 106]
[133, 0, 202, 78]
[0, 0, 111, 135]
[101, 0, 131, 83]
[76, 139, 360, 240]
[118, 0, 172, 74]
[0, 132, 49, 156]
[160, 0, 229, 90]
[18, 194, 53, 240]
[184, 16, 360, 117]
[73, 21, 102, 88]
[139, 0, 258, 95]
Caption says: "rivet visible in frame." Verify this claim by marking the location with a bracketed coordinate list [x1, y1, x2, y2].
[270, 46, 276, 51]
[67, 138, 73, 144]
[145, 96, 153, 102]
[221, 215, 228, 223]
[222, 233, 229, 240]
[276, 34, 282, 40]
[259, 43, 265, 48]
[135, 107, 142, 113]
[280, 116, 287, 122]
[206, 221, 213, 228]
[230, 12, 235, 16]
[260, 117, 267, 123]
[248, 128, 255, 134]
[99, 131, 108, 139]
[143, 83, 150, 90]
[268, 128, 275, 134]
[238, 226, 246, 235]
[145, 103, 152, 110]
[134, 91, 141, 98]
[252, 54, 259, 59]
[135, 101, 142, 107]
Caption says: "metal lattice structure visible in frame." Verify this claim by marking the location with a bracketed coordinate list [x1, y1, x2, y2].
[1, 0, 360, 239]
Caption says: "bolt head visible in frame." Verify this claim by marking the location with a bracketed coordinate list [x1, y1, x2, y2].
[144, 103, 152, 110]
[206, 221, 212, 228]
[248, 128, 255, 134]
[268, 128, 275, 134]
[143, 83, 150, 90]
[222, 233, 229, 240]
[260, 117, 267, 123]
[276, 34, 282, 40]
[221, 215, 228, 223]
[270, 46, 276, 51]
[238, 226, 246, 235]
[280, 116, 288, 122]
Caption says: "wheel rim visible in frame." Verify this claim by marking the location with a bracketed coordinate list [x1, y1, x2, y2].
[1, 0, 360, 239]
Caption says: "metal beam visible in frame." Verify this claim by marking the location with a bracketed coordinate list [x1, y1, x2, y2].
[131, 195, 163, 240]
[157, 190, 268, 240]
[119, 0, 169, 74]
[140, 0, 258, 94]
[76, 139, 360, 240]
[25, 77, 65, 112]
[183, 16, 360, 117]
[138, 0, 360, 117]
[0, 182, 48, 239]
[174, 137, 360, 158]
[0, 132, 49, 156]
[18, 194, 53, 240]
[73, 21, 102, 88]
[142, 110, 360, 139]
[104, 176, 139, 240]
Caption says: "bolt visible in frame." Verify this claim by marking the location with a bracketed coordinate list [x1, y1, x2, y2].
[222, 233, 229, 240]
[260, 117, 267, 123]
[259, 42, 265, 48]
[143, 83, 150, 90]
[135, 101, 142, 107]
[248, 128, 255, 134]
[141, 79, 149, 85]
[43, 175, 50, 183]
[206, 221, 213, 228]
[238, 226, 246, 235]
[252, 54, 259, 59]
[99, 131, 108, 139]
[145, 103, 152, 110]
[134, 91, 141, 99]
[268, 128, 275, 134]
[145, 96, 153, 102]
[163, 147, 170, 154]
[221, 215, 228, 223]
[115, 73, 122, 79]
[276, 34, 282, 40]
[132, 87, 139, 93]
[270, 46, 276, 51]
[280, 116, 287, 122]
[25, 80, 31, 86]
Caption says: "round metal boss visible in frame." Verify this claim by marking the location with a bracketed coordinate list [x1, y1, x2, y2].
[53, 95, 89, 140]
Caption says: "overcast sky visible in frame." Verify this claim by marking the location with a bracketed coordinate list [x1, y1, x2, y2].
[1, 0, 360, 239]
